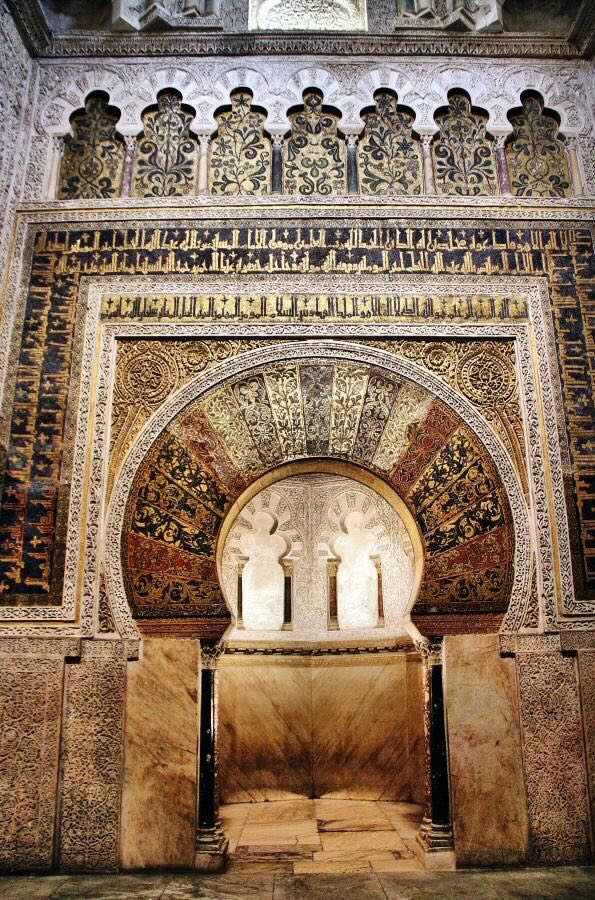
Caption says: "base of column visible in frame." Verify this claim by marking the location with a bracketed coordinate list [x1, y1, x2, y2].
[416, 818, 456, 870]
[195, 822, 229, 873]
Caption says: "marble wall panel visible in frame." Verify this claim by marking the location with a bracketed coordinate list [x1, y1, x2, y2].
[311, 656, 412, 801]
[218, 653, 423, 803]
[0, 648, 64, 872]
[121, 638, 199, 870]
[444, 635, 529, 866]
[406, 653, 425, 806]
[219, 658, 313, 802]
[59, 641, 127, 872]
[517, 651, 591, 864]
[577, 650, 595, 853]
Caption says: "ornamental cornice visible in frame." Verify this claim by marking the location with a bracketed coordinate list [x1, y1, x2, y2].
[41, 30, 585, 61]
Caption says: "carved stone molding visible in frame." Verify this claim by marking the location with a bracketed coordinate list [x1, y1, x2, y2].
[59, 641, 127, 872]
[516, 651, 591, 864]
[0, 654, 64, 872]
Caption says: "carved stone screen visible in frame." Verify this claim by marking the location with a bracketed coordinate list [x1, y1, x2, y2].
[221, 472, 416, 642]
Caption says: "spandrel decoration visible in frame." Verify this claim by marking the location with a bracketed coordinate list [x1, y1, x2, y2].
[358, 91, 423, 195]
[209, 90, 272, 195]
[133, 89, 199, 197]
[58, 92, 125, 200]
[432, 91, 497, 196]
[506, 93, 571, 198]
[284, 89, 346, 196]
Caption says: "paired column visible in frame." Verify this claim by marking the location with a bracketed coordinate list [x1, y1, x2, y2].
[494, 135, 512, 196]
[416, 638, 456, 870]
[195, 640, 228, 872]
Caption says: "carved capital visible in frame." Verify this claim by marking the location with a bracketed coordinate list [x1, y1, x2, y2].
[200, 639, 226, 669]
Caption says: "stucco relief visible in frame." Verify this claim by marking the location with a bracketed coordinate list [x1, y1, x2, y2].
[517, 652, 591, 864]
[59, 641, 127, 872]
[222, 473, 416, 641]
[0, 653, 64, 871]
[27, 58, 592, 204]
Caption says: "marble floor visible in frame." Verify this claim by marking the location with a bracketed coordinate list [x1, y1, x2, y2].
[1, 867, 595, 899]
[220, 799, 424, 874]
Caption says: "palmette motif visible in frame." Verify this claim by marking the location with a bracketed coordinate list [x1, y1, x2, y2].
[133, 90, 198, 197]
[358, 91, 423, 195]
[210, 91, 271, 195]
[506, 94, 571, 198]
[58, 93, 125, 199]
[284, 90, 346, 196]
[432, 92, 497, 196]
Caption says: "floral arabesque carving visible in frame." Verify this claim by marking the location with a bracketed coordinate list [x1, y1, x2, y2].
[432, 92, 497, 196]
[284, 90, 346, 196]
[209, 90, 271, 196]
[58, 92, 126, 200]
[133, 89, 199, 197]
[358, 91, 423, 195]
[506, 93, 571, 198]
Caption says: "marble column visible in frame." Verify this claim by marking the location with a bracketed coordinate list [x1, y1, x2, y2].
[565, 137, 584, 195]
[195, 641, 228, 872]
[282, 560, 293, 629]
[416, 639, 455, 870]
[121, 135, 137, 198]
[421, 135, 436, 194]
[197, 134, 211, 195]
[495, 135, 512, 195]
[271, 134, 284, 193]
[346, 134, 359, 193]
[46, 135, 64, 200]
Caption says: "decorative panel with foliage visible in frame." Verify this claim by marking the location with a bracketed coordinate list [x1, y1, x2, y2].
[358, 91, 423, 195]
[209, 91, 271, 195]
[506, 93, 571, 198]
[133, 90, 198, 198]
[284, 90, 346, 196]
[58, 93, 125, 200]
[432, 92, 497, 196]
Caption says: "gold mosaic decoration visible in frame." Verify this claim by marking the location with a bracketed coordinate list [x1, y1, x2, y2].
[432, 92, 497, 196]
[284, 90, 346, 196]
[133, 90, 198, 198]
[358, 91, 423, 195]
[58, 93, 125, 200]
[122, 358, 514, 630]
[110, 339, 265, 494]
[209, 90, 271, 196]
[505, 93, 571, 198]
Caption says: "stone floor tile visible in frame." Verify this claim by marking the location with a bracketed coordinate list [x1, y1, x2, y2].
[0, 875, 70, 899]
[292, 859, 372, 874]
[245, 801, 315, 825]
[162, 873, 274, 899]
[369, 857, 422, 873]
[319, 830, 408, 855]
[48, 873, 171, 898]
[273, 872, 387, 899]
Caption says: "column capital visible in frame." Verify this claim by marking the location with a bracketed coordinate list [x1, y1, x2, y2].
[271, 133, 285, 148]
[200, 639, 226, 670]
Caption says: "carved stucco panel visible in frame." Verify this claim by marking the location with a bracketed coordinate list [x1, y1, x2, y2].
[59, 641, 127, 872]
[577, 650, 595, 849]
[0, 655, 63, 871]
[517, 651, 591, 864]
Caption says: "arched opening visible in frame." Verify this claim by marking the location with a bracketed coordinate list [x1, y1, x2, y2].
[217, 461, 426, 872]
[109, 340, 527, 873]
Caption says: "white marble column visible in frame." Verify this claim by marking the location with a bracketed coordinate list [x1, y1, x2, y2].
[45, 135, 64, 200]
[565, 137, 584, 196]
[198, 134, 211, 195]
[421, 135, 436, 194]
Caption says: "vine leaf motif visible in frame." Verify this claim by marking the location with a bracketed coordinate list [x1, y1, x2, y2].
[284, 89, 346, 196]
[358, 91, 423, 195]
[133, 89, 198, 197]
[209, 90, 271, 195]
[58, 92, 125, 199]
[432, 92, 497, 196]
[505, 93, 571, 198]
